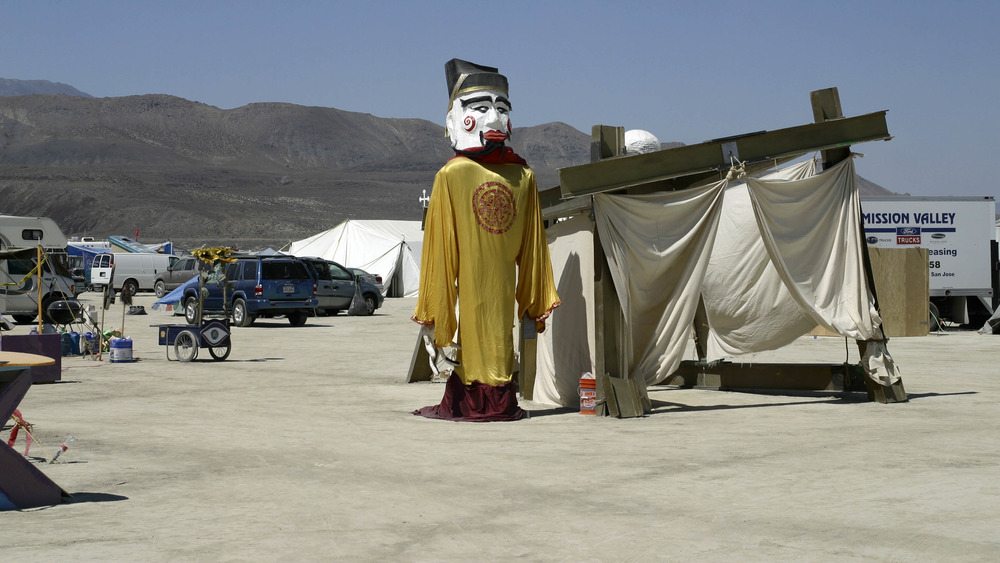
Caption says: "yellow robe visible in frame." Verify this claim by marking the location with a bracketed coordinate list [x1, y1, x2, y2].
[413, 156, 560, 387]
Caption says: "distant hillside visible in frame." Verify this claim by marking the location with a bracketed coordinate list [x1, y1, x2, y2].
[0, 78, 93, 98]
[0, 89, 896, 250]
[0, 94, 590, 249]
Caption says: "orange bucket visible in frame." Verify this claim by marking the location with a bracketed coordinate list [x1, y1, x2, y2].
[579, 376, 597, 415]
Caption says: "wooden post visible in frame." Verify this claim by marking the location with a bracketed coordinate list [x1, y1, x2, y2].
[591, 125, 624, 162]
[810, 87, 906, 403]
[519, 314, 537, 400]
[589, 126, 649, 417]
[810, 88, 853, 169]
[36, 245, 43, 333]
[591, 126, 623, 395]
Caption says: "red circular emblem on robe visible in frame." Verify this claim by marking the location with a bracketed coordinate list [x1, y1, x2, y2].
[473, 181, 517, 234]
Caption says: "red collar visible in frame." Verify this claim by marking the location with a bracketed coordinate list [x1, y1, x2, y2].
[450, 146, 527, 166]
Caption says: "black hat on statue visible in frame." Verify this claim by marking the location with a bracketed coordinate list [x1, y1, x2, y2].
[445, 58, 508, 110]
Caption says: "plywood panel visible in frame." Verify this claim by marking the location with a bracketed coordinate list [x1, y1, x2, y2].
[869, 246, 930, 337]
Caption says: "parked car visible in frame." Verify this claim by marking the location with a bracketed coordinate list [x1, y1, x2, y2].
[300, 258, 384, 316]
[182, 256, 318, 327]
[348, 267, 385, 295]
[154, 256, 198, 297]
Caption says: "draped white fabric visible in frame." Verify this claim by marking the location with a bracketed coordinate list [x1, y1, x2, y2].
[534, 156, 898, 406]
[702, 159, 820, 358]
[745, 158, 882, 341]
[533, 215, 596, 406]
[593, 180, 728, 385]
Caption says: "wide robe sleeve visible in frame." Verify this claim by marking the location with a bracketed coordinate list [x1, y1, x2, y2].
[412, 168, 460, 348]
[516, 171, 561, 331]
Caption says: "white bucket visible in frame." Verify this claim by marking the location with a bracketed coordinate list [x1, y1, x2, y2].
[109, 337, 133, 363]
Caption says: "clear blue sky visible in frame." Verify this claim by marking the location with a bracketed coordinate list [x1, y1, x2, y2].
[3, 0, 998, 200]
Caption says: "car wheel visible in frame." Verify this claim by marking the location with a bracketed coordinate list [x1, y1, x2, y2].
[122, 279, 139, 297]
[233, 298, 253, 327]
[154, 280, 167, 298]
[12, 314, 36, 324]
[184, 297, 199, 324]
[363, 295, 376, 316]
[288, 311, 308, 326]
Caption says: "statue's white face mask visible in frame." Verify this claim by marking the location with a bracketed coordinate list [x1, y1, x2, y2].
[446, 89, 511, 151]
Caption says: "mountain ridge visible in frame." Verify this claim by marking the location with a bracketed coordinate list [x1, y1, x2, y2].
[0, 79, 897, 250]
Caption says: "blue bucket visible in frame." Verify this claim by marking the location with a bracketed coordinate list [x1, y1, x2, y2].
[83, 332, 97, 354]
[109, 337, 133, 363]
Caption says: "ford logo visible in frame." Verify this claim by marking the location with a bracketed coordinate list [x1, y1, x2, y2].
[900, 227, 918, 235]
[931, 233, 946, 239]
[866, 236, 878, 245]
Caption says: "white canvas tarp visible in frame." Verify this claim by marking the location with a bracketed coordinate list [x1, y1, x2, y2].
[534, 215, 597, 406]
[594, 176, 728, 386]
[534, 157, 897, 407]
[289, 220, 423, 297]
[700, 159, 820, 358]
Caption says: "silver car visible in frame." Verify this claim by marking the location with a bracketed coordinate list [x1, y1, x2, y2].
[301, 258, 383, 316]
[349, 267, 384, 294]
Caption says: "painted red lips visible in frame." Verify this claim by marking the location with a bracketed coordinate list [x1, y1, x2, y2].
[483, 130, 508, 142]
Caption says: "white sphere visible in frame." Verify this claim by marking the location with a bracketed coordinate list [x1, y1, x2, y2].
[625, 129, 661, 155]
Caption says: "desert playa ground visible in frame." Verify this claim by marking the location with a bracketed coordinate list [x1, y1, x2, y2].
[3, 292, 999, 561]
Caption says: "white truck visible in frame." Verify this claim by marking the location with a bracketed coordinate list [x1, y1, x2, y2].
[0, 215, 80, 324]
[862, 196, 998, 328]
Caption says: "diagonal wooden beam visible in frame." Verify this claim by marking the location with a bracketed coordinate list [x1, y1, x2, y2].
[558, 110, 890, 199]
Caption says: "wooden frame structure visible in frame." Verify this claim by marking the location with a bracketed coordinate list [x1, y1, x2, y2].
[537, 87, 906, 414]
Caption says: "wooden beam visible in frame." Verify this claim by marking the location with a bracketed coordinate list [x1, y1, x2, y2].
[668, 361, 867, 392]
[540, 156, 803, 222]
[406, 330, 434, 383]
[559, 110, 890, 199]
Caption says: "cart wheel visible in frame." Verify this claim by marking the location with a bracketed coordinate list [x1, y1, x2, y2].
[209, 343, 231, 361]
[174, 330, 198, 362]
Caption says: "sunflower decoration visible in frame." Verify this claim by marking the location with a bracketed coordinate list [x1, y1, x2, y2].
[189, 246, 238, 322]
[191, 246, 238, 265]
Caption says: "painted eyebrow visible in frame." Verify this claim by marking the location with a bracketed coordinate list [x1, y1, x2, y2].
[459, 95, 513, 110]
[460, 95, 494, 108]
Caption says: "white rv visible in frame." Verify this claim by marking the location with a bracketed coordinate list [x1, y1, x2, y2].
[0, 215, 79, 323]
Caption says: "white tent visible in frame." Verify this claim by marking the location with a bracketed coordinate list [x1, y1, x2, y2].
[288, 220, 424, 297]
[535, 157, 898, 407]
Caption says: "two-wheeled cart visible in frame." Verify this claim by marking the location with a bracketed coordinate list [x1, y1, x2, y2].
[153, 319, 232, 362]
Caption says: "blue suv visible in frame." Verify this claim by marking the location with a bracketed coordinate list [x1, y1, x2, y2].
[182, 256, 317, 327]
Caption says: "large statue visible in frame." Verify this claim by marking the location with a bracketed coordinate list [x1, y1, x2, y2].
[412, 59, 561, 421]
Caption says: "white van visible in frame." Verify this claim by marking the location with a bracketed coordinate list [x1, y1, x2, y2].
[91, 252, 174, 294]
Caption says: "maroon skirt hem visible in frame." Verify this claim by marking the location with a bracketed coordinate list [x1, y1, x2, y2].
[413, 373, 526, 422]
